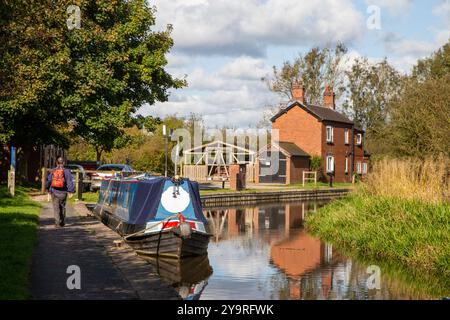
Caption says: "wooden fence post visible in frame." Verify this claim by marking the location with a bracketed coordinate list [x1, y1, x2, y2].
[75, 170, 83, 201]
[41, 167, 48, 194]
[7, 169, 15, 196]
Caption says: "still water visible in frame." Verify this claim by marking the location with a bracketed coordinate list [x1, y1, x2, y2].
[146, 200, 441, 300]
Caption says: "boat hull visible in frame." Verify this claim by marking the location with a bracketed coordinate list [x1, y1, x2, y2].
[126, 229, 210, 259]
[92, 205, 210, 259]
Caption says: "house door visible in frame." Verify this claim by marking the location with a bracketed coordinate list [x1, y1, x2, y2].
[259, 151, 286, 183]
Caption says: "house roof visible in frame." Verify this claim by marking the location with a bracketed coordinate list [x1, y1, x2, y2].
[270, 101, 353, 125]
[278, 141, 310, 157]
[258, 141, 310, 158]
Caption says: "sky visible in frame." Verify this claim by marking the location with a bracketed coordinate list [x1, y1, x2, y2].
[140, 0, 450, 128]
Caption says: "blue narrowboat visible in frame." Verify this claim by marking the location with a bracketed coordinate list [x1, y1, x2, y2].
[93, 175, 211, 259]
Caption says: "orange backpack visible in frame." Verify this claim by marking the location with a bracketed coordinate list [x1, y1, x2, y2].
[51, 168, 65, 188]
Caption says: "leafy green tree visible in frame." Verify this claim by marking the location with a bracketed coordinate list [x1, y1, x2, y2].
[413, 41, 450, 81]
[342, 58, 402, 155]
[264, 43, 348, 104]
[0, 0, 185, 162]
[133, 115, 162, 133]
[384, 40, 450, 157]
[343, 58, 402, 132]
[0, 1, 73, 146]
[385, 76, 450, 157]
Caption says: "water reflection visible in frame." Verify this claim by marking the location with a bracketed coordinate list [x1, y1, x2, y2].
[142, 255, 213, 300]
[201, 201, 439, 300]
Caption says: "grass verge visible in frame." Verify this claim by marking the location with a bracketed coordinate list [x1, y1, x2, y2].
[68, 191, 99, 203]
[0, 185, 41, 299]
[306, 194, 450, 295]
[199, 182, 353, 195]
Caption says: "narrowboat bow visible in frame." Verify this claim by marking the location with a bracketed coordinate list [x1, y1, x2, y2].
[93, 175, 211, 259]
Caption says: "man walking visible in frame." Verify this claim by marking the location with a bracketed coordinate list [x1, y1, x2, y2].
[46, 157, 74, 228]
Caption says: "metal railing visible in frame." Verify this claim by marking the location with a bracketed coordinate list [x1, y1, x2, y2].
[40, 167, 148, 201]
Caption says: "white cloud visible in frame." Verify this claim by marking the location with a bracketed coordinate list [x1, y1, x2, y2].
[141, 55, 279, 127]
[365, 0, 412, 15]
[144, 0, 449, 127]
[432, 0, 450, 25]
[384, 35, 435, 57]
[153, 0, 364, 56]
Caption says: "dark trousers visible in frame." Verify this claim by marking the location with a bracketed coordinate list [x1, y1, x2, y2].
[52, 192, 67, 226]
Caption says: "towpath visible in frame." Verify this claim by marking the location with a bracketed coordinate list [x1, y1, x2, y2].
[30, 195, 180, 300]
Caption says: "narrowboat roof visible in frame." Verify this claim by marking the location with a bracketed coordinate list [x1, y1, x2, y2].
[97, 176, 207, 225]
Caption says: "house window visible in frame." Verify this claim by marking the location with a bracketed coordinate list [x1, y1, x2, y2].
[345, 157, 349, 174]
[362, 162, 368, 174]
[326, 155, 334, 173]
[356, 161, 362, 174]
[356, 133, 362, 145]
[326, 126, 333, 143]
[345, 129, 349, 145]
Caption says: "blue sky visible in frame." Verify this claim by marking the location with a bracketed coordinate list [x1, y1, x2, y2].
[141, 0, 450, 127]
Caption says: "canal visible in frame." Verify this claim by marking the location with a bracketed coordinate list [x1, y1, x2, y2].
[146, 200, 441, 300]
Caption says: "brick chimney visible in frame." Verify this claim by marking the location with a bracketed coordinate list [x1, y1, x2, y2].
[291, 80, 305, 104]
[323, 85, 335, 110]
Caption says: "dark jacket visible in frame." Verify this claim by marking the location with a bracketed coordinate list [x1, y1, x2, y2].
[46, 166, 75, 194]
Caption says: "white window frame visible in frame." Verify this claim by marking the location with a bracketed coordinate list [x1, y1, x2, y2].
[326, 155, 334, 173]
[356, 133, 362, 145]
[345, 129, 349, 145]
[326, 126, 333, 143]
[356, 161, 362, 174]
[345, 157, 349, 174]
[362, 162, 368, 174]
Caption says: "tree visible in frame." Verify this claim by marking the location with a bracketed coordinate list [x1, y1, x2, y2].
[0, 1, 74, 146]
[384, 40, 450, 157]
[0, 0, 185, 160]
[65, 0, 185, 161]
[413, 40, 450, 81]
[385, 76, 450, 157]
[264, 43, 348, 105]
[103, 115, 185, 173]
[342, 58, 402, 154]
[132, 115, 162, 133]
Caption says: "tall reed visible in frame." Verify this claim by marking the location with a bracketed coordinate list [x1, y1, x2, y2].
[360, 156, 449, 204]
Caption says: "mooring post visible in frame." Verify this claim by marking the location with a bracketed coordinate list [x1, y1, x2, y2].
[75, 170, 82, 201]
[41, 167, 48, 194]
[7, 169, 15, 197]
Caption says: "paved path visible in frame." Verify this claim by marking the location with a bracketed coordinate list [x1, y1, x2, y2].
[30, 196, 180, 300]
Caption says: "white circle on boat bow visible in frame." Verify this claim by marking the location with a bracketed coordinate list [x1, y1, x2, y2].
[160, 186, 191, 213]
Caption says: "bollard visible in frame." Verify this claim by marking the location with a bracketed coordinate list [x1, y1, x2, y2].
[41, 167, 48, 194]
[7, 169, 15, 196]
[75, 170, 83, 201]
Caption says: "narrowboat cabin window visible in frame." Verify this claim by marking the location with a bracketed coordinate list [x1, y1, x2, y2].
[356, 133, 362, 145]
[326, 126, 333, 143]
[326, 155, 334, 173]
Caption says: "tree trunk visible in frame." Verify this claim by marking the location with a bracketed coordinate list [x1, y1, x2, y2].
[96, 147, 102, 163]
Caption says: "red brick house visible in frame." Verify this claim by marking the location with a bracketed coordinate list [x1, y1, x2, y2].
[256, 141, 310, 184]
[259, 82, 369, 184]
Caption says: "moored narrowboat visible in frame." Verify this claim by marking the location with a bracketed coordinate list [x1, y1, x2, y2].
[93, 175, 211, 259]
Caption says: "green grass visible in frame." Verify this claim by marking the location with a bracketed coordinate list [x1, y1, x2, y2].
[74, 183, 353, 199]
[68, 191, 99, 203]
[199, 182, 353, 195]
[306, 194, 450, 296]
[0, 185, 41, 299]
[288, 182, 353, 190]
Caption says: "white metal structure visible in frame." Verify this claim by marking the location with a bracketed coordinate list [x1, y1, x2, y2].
[183, 140, 256, 180]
